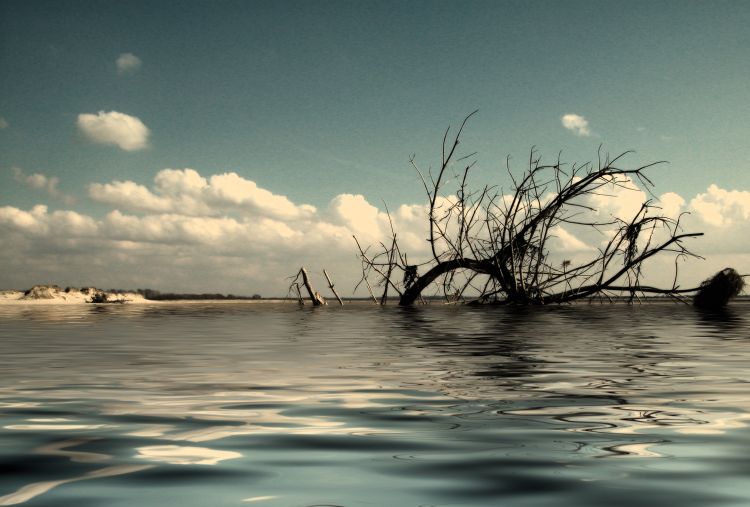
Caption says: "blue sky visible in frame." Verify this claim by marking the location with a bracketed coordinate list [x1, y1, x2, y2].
[1, 0, 749, 294]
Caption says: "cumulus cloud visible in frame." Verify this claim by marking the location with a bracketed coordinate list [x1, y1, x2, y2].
[2, 169, 423, 294]
[0, 204, 51, 236]
[12, 167, 75, 205]
[561, 113, 592, 137]
[680, 185, 750, 256]
[549, 226, 595, 253]
[0, 117, 8, 129]
[585, 174, 647, 223]
[116, 53, 142, 74]
[89, 168, 316, 220]
[89, 180, 173, 213]
[658, 192, 686, 219]
[0, 200, 357, 294]
[77, 111, 150, 151]
[689, 185, 750, 228]
[571, 181, 750, 263]
[1, 164, 749, 296]
[206, 172, 316, 219]
[327, 194, 386, 240]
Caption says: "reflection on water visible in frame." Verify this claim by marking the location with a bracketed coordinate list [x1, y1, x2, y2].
[0, 464, 152, 506]
[0, 303, 749, 506]
[134, 445, 242, 465]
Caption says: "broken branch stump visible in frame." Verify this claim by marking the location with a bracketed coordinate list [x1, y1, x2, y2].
[323, 269, 344, 305]
[300, 267, 326, 306]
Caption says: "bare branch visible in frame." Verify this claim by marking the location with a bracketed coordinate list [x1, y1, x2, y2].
[354, 112, 709, 307]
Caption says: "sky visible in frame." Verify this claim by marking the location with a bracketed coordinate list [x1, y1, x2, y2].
[1, 0, 749, 296]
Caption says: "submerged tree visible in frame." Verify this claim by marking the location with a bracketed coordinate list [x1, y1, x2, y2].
[693, 268, 745, 309]
[356, 112, 708, 306]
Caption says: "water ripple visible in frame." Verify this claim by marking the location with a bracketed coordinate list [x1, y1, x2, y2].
[0, 303, 748, 506]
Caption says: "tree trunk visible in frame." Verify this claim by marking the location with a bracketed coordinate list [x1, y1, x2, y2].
[323, 269, 344, 305]
[399, 258, 492, 305]
[300, 267, 326, 306]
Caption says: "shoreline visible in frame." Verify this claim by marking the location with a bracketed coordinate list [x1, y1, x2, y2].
[0, 290, 148, 305]
[0, 291, 293, 305]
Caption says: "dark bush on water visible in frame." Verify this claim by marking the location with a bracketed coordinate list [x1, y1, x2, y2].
[694, 268, 745, 309]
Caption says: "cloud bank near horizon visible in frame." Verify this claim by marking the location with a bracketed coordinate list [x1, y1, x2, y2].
[0, 167, 748, 296]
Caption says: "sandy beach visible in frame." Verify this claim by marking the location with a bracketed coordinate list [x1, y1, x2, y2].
[0, 286, 298, 305]
[0, 286, 150, 305]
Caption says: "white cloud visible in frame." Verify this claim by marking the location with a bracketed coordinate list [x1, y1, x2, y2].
[561, 113, 592, 137]
[0, 199, 358, 295]
[206, 172, 315, 220]
[77, 111, 150, 151]
[12, 167, 75, 205]
[89, 180, 173, 213]
[679, 185, 750, 256]
[89, 168, 315, 220]
[0, 117, 8, 129]
[567, 181, 750, 269]
[13, 168, 54, 191]
[0, 205, 50, 235]
[658, 192, 685, 219]
[549, 226, 595, 253]
[586, 174, 647, 223]
[154, 169, 207, 196]
[2, 166, 749, 296]
[689, 184, 750, 228]
[116, 53, 142, 74]
[327, 194, 386, 240]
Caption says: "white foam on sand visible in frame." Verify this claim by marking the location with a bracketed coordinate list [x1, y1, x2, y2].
[0, 285, 150, 305]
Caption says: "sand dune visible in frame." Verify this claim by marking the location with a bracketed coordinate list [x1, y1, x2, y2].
[0, 285, 149, 304]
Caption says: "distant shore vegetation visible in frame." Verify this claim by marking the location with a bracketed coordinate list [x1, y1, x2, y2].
[129, 289, 263, 301]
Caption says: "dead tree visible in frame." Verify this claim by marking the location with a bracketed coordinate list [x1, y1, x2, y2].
[289, 267, 326, 306]
[693, 268, 745, 309]
[356, 112, 707, 306]
[293, 283, 304, 305]
[323, 269, 344, 305]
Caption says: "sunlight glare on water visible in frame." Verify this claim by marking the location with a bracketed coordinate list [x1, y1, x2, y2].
[0, 302, 749, 506]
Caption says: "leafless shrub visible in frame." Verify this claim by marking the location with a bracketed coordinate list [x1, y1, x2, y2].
[356, 112, 706, 305]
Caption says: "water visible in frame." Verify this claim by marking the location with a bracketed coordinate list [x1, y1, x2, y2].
[0, 302, 748, 507]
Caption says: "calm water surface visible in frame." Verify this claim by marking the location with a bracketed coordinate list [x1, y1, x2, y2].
[0, 303, 748, 506]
